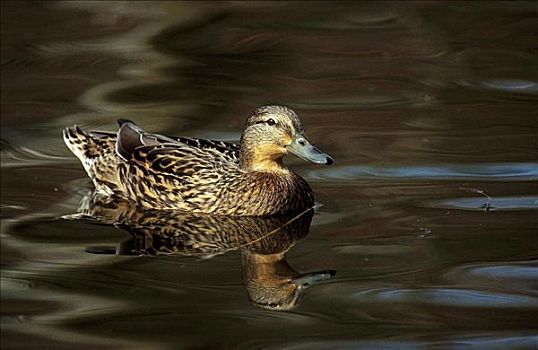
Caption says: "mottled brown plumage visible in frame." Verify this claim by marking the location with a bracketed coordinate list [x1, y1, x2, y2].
[63, 105, 333, 216]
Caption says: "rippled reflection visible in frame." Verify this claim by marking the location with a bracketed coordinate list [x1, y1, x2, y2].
[68, 191, 334, 311]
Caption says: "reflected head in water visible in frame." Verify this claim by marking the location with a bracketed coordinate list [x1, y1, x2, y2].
[63, 105, 333, 216]
[243, 251, 335, 311]
[73, 191, 335, 311]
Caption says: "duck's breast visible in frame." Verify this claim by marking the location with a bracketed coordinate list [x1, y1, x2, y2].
[213, 171, 314, 216]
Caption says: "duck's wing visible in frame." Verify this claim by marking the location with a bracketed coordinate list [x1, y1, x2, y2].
[129, 143, 236, 181]
[117, 120, 238, 193]
[120, 143, 238, 211]
[116, 119, 176, 161]
[174, 136, 240, 162]
[116, 119, 239, 163]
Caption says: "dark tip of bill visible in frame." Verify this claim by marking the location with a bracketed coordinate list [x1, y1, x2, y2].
[326, 156, 334, 165]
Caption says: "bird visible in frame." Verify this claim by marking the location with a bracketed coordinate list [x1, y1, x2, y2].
[63, 105, 333, 216]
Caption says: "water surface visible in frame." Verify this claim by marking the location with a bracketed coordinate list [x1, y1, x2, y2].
[1, 2, 537, 349]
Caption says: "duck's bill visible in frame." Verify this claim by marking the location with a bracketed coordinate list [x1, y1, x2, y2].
[288, 133, 334, 165]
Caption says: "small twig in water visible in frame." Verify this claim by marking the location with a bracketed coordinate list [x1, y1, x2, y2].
[459, 185, 495, 212]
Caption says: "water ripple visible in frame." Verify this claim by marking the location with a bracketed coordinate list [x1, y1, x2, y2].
[430, 196, 538, 211]
[444, 261, 538, 294]
[353, 288, 538, 308]
[308, 163, 538, 182]
[460, 78, 538, 94]
[1, 139, 72, 167]
[261, 334, 538, 350]
[462, 264, 538, 280]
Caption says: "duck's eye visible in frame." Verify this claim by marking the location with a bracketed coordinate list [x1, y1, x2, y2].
[266, 118, 276, 126]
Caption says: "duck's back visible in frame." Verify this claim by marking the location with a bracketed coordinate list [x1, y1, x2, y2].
[63, 123, 240, 198]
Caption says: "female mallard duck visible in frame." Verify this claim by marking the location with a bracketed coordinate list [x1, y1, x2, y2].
[63, 105, 333, 216]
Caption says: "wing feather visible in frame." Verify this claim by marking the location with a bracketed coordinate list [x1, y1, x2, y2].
[129, 143, 236, 184]
[115, 120, 240, 164]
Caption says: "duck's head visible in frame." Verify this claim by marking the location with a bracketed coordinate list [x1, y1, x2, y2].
[240, 105, 334, 172]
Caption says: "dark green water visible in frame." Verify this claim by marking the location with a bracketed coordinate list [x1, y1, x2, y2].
[1, 2, 537, 349]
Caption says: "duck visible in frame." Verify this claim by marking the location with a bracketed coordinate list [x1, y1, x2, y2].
[63, 105, 333, 216]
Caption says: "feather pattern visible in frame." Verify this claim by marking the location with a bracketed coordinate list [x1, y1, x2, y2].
[63, 106, 330, 216]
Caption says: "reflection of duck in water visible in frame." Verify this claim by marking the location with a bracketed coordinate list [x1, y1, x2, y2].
[64, 105, 333, 216]
[72, 192, 335, 311]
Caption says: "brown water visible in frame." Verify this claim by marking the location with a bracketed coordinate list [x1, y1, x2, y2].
[1, 2, 538, 349]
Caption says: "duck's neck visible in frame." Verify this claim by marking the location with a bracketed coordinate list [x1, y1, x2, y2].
[240, 152, 288, 173]
[239, 139, 289, 173]
[242, 252, 299, 282]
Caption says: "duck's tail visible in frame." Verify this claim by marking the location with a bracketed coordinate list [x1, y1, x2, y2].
[63, 126, 124, 195]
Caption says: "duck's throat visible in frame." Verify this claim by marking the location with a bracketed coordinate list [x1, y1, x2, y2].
[239, 148, 289, 173]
